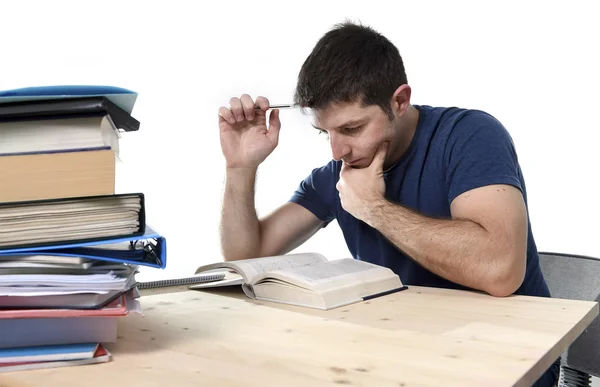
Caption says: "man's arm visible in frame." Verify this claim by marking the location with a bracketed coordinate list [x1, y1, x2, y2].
[220, 167, 324, 261]
[362, 184, 528, 297]
[217, 94, 325, 262]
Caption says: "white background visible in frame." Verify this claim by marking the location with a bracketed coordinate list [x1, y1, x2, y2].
[0, 0, 598, 285]
[0, 0, 598, 383]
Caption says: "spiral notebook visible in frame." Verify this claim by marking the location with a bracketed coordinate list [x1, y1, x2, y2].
[136, 272, 226, 290]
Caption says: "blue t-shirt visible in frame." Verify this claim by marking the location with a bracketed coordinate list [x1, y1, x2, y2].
[289, 104, 551, 298]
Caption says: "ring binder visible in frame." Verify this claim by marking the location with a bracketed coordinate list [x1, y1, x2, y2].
[0, 193, 146, 250]
[0, 225, 167, 269]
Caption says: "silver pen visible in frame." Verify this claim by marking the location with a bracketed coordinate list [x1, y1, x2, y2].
[255, 103, 299, 110]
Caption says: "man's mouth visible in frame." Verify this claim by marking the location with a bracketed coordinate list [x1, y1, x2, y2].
[343, 159, 362, 167]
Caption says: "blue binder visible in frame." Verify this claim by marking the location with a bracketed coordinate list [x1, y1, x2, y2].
[0, 225, 166, 269]
[0, 85, 138, 114]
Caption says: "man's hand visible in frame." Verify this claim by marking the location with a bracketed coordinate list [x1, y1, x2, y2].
[336, 141, 389, 221]
[218, 94, 281, 170]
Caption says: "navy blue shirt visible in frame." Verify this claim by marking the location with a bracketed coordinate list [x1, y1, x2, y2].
[290, 104, 551, 298]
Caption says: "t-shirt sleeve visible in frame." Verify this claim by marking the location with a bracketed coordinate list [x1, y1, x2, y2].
[289, 163, 337, 226]
[445, 110, 523, 204]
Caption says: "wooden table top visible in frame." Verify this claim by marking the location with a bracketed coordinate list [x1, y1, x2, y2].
[1, 285, 597, 387]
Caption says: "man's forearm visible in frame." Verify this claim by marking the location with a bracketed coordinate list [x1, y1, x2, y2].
[220, 168, 261, 261]
[364, 200, 521, 296]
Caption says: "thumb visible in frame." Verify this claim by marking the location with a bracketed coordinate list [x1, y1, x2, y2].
[370, 141, 389, 172]
[266, 109, 281, 145]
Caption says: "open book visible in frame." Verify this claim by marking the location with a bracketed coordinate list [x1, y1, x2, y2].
[191, 253, 407, 310]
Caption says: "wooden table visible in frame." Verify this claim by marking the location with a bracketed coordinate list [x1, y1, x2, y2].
[0, 285, 597, 387]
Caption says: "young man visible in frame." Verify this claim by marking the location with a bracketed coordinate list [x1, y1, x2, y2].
[217, 22, 558, 386]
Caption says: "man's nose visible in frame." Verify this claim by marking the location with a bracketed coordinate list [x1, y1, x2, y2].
[330, 134, 350, 161]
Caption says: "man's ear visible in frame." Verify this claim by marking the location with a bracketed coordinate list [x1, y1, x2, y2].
[390, 84, 412, 117]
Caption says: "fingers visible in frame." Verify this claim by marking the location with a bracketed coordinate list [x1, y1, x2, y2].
[218, 106, 236, 125]
[229, 96, 244, 122]
[266, 109, 281, 145]
[221, 95, 271, 124]
[240, 94, 255, 121]
[255, 96, 270, 111]
[369, 141, 389, 172]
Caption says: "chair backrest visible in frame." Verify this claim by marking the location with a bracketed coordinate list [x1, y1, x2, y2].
[538, 252, 600, 377]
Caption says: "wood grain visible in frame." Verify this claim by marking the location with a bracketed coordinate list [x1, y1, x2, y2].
[0, 285, 596, 387]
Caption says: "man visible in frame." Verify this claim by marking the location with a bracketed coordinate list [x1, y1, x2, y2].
[217, 21, 558, 386]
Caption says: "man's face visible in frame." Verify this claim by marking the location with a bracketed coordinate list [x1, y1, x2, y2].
[312, 101, 396, 169]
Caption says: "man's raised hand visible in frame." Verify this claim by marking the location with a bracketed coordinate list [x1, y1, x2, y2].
[218, 94, 281, 169]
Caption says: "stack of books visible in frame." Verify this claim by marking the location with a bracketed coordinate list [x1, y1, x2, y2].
[0, 85, 167, 372]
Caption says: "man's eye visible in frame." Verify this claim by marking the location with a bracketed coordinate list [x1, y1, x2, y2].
[344, 126, 361, 133]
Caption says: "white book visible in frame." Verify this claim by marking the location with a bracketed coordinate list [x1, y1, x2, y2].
[192, 253, 406, 310]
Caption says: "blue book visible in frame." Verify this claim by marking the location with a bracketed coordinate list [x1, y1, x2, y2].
[0, 343, 98, 363]
[0, 85, 137, 114]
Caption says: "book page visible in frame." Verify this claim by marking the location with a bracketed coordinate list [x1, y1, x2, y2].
[253, 258, 397, 290]
[195, 252, 327, 283]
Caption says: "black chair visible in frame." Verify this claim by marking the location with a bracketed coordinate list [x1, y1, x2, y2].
[538, 252, 600, 387]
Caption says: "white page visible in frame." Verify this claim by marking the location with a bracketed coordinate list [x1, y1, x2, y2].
[0, 226, 139, 246]
[0, 272, 119, 281]
[0, 261, 93, 269]
[234, 253, 327, 279]
[0, 255, 91, 264]
[0, 268, 135, 293]
[0, 288, 111, 296]
[0, 197, 140, 217]
[256, 258, 393, 289]
[0, 213, 138, 232]
[195, 252, 327, 283]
